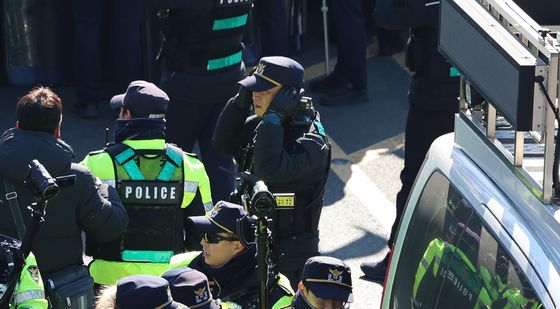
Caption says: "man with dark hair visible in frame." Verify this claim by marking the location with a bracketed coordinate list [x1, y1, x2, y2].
[0, 86, 128, 305]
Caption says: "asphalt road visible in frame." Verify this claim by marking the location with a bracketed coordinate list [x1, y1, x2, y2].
[0, 48, 411, 308]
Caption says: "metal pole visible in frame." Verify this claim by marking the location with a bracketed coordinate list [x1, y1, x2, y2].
[321, 0, 330, 74]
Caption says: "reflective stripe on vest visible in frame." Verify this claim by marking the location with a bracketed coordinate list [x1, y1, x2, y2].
[115, 148, 145, 180]
[157, 146, 183, 181]
[212, 14, 248, 30]
[13, 289, 45, 305]
[207, 50, 243, 71]
[89, 260, 171, 286]
[184, 181, 199, 193]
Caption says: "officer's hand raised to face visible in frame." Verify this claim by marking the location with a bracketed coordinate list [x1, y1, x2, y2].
[234, 86, 253, 110]
[266, 87, 303, 121]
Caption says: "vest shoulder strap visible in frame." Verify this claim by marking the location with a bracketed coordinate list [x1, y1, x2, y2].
[105, 143, 145, 180]
[157, 144, 185, 181]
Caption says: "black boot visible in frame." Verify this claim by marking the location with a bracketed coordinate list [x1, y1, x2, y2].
[309, 72, 344, 94]
[319, 82, 369, 106]
[361, 252, 390, 282]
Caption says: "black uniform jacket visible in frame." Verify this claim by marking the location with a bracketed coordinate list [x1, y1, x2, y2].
[145, 0, 247, 103]
[0, 128, 128, 278]
[213, 98, 329, 190]
[213, 96, 330, 261]
[375, 0, 459, 111]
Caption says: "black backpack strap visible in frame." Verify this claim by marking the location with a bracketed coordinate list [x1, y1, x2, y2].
[3, 179, 26, 240]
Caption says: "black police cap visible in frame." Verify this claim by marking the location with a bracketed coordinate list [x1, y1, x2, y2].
[116, 274, 188, 309]
[110, 80, 169, 119]
[302, 256, 354, 303]
[239, 56, 304, 92]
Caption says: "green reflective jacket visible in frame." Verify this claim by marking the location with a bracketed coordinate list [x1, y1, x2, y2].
[81, 139, 213, 285]
[11, 253, 48, 309]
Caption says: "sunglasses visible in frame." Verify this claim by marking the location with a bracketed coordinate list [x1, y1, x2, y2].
[203, 233, 239, 244]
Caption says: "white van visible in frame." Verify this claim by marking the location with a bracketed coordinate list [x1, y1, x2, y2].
[380, 0, 560, 307]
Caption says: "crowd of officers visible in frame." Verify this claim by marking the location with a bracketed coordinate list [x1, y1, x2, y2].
[0, 53, 345, 309]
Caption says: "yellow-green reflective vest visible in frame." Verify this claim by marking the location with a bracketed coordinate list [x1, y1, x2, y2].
[11, 253, 48, 309]
[81, 139, 212, 285]
[413, 238, 491, 308]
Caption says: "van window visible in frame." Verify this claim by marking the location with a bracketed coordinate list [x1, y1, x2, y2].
[435, 211, 544, 308]
[390, 171, 474, 308]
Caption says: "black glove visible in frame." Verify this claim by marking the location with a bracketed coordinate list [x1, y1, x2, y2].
[266, 87, 303, 120]
[234, 86, 253, 110]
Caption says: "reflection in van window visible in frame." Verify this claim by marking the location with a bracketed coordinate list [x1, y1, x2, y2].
[390, 171, 473, 307]
[436, 212, 543, 308]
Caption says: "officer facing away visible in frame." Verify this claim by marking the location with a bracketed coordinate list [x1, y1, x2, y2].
[0, 235, 48, 309]
[144, 0, 253, 203]
[168, 201, 294, 309]
[81, 81, 213, 286]
[292, 256, 353, 309]
[213, 57, 331, 289]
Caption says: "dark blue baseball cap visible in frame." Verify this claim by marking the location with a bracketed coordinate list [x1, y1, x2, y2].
[239, 56, 304, 92]
[110, 80, 169, 119]
[116, 274, 189, 309]
[188, 201, 249, 236]
[302, 256, 353, 303]
[162, 267, 219, 309]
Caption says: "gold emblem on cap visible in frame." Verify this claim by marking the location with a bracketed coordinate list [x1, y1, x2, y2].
[255, 63, 266, 75]
[253, 62, 282, 87]
[194, 287, 208, 302]
[329, 268, 344, 281]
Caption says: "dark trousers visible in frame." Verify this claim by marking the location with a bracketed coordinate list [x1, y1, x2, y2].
[388, 104, 455, 247]
[161, 75, 235, 203]
[73, 0, 142, 101]
[332, 0, 367, 89]
[255, 0, 290, 56]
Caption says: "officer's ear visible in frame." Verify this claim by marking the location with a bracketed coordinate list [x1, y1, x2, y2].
[232, 240, 245, 255]
[298, 281, 306, 293]
[119, 107, 132, 120]
[54, 123, 61, 138]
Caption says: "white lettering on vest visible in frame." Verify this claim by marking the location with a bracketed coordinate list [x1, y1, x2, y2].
[170, 187, 176, 199]
[123, 185, 177, 200]
[125, 186, 132, 199]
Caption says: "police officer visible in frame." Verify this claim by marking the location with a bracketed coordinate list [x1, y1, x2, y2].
[72, 0, 143, 118]
[360, 0, 460, 281]
[169, 201, 294, 309]
[309, 0, 369, 106]
[213, 56, 331, 289]
[292, 256, 353, 309]
[95, 274, 188, 309]
[81, 81, 213, 286]
[162, 267, 220, 309]
[144, 0, 253, 203]
[0, 235, 48, 309]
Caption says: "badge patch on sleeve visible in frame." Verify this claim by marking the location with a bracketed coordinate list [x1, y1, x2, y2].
[27, 266, 41, 284]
